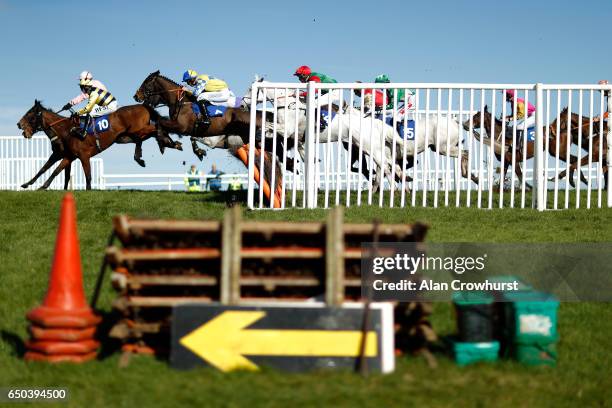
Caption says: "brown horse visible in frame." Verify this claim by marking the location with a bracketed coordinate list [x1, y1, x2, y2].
[17, 100, 180, 190]
[551, 108, 608, 188]
[134, 71, 284, 206]
[466, 106, 587, 188]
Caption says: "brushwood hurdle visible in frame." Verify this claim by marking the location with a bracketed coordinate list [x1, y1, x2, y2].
[246, 82, 612, 210]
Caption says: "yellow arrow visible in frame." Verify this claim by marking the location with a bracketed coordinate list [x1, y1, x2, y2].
[179, 311, 378, 372]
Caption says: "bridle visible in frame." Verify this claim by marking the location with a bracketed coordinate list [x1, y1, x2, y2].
[140, 77, 187, 120]
[31, 107, 69, 142]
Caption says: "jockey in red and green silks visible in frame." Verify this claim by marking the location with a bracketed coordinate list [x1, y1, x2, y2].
[294, 66, 337, 95]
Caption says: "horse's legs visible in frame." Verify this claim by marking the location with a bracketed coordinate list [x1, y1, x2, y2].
[133, 140, 146, 167]
[191, 137, 206, 161]
[21, 151, 62, 188]
[39, 158, 72, 190]
[460, 151, 479, 185]
[63, 163, 72, 190]
[568, 155, 594, 187]
[81, 156, 92, 190]
[154, 126, 183, 154]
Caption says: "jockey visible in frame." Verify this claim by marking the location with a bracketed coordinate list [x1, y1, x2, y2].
[63, 71, 118, 139]
[374, 74, 415, 120]
[294, 65, 337, 97]
[504, 89, 536, 131]
[294, 65, 337, 84]
[294, 66, 339, 130]
[182, 69, 235, 129]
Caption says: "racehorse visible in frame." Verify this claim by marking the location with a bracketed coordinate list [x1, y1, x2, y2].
[466, 106, 590, 188]
[243, 78, 478, 190]
[242, 79, 408, 191]
[134, 71, 284, 206]
[17, 100, 180, 190]
[241, 78, 375, 182]
[550, 108, 608, 188]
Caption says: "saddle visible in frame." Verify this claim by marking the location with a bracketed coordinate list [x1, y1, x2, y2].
[72, 114, 109, 151]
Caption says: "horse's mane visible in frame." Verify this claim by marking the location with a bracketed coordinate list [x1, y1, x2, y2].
[147, 70, 181, 87]
[33, 100, 54, 113]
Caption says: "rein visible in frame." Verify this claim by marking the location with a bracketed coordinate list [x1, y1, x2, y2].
[42, 112, 70, 142]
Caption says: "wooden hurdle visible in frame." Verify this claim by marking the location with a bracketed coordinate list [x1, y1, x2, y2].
[106, 207, 428, 355]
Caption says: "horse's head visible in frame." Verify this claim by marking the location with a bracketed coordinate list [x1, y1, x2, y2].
[134, 70, 163, 106]
[17, 100, 45, 138]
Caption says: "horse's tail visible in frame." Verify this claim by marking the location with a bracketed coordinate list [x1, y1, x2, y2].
[142, 104, 161, 123]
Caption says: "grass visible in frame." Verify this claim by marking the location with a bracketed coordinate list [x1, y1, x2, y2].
[0, 190, 611, 407]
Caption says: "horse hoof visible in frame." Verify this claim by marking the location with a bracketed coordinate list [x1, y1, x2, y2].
[21, 183, 29, 189]
[136, 159, 146, 168]
[175, 142, 183, 151]
[37, 186, 48, 191]
[195, 149, 205, 161]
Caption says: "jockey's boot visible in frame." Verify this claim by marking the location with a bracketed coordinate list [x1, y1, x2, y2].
[80, 115, 91, 140]
[197, 101, 211, 130]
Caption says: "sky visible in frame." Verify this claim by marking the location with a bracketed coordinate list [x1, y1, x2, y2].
[0, 0, 611, 176]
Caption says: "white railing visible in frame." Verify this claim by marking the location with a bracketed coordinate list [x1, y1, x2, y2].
[0, 135, 106, 190]
[246, 82, 612, 210]
[0, 157, 105, 190]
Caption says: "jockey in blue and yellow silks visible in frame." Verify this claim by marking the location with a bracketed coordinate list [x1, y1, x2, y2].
[182, 69, 235, 129]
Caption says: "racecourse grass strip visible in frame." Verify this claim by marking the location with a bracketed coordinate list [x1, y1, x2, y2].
[0, 191, 611, 407]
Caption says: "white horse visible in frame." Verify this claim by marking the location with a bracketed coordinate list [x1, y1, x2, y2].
[243, 78, 477, 189]
[242, 79, 410, 190]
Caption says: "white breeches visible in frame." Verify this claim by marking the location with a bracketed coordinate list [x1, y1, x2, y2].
[91, 101, 118, 117]
[197, 89, 236, 107]
[508, 115, 536, 131]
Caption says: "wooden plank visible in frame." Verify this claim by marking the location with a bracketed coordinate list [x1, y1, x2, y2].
[344, 223, 414, 236]
[125, 296, 214, 307]
[344, 248, 399, 259]
[241, 221, 324, 234]
[229, 206, 242, 304]
[127, 275, 218, 287]
[326, 206, 345, 306]
[107, 248, 221, 264]
[220, 208, 233, 304]
[344, 278, 362, 287]
[113, 215, 131, 244]
[241, 247, 324, 258]
[123, 218, 221, 233]
[240, 276, 321, 287]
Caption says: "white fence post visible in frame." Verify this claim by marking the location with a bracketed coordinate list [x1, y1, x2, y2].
[535, 83, 545, 211]
[247, 82, 258, 209]
[602, 87, 612, 207]
[304, 81, 317, 208]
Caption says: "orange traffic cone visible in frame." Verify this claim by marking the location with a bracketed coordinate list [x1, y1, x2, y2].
[27, 193, 100, 328]
[25, 193, 100, 363]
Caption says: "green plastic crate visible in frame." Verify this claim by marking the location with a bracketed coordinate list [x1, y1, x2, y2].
[512, 342, 557, 366]
[453, 341, 500, 366]
[452, 291, 495, 342]
[502, 291, 559, 344]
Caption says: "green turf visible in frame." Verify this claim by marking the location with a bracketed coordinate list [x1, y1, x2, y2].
[0, 191, 611, 407]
